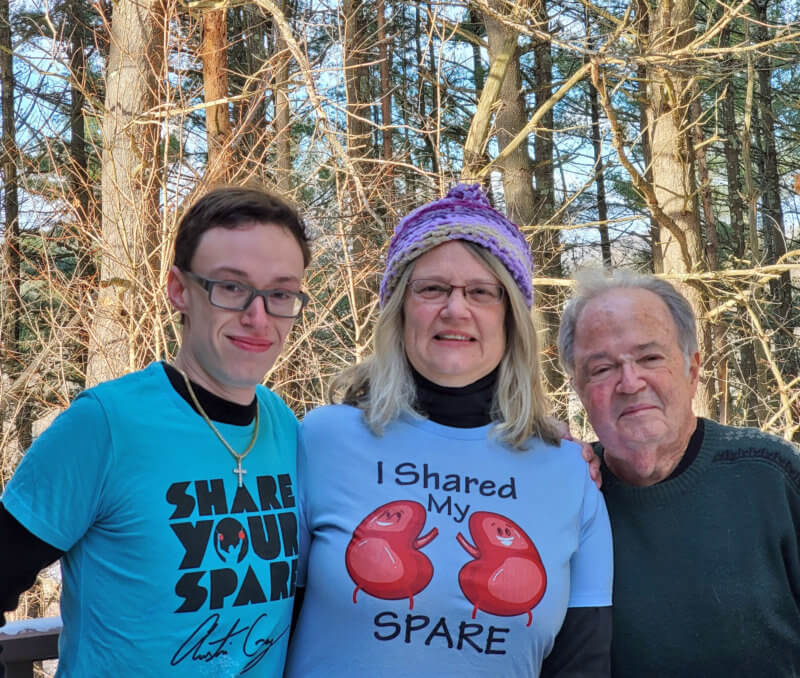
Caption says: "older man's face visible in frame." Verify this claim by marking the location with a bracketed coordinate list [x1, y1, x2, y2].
[572, 288, 700, 486]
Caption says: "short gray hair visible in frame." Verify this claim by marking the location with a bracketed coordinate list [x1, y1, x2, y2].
[558, 269, 698, 375]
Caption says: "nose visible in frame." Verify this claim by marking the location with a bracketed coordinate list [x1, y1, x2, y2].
[440, 287, 470, 317]
[616, 361, 645, 394]
[240, 295, 271, 327]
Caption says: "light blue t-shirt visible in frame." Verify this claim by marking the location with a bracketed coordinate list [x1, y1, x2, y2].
[285, 405, 613, 677]
[2, 363, 300, 677]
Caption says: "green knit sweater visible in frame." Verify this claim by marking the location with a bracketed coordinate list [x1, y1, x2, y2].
[599, 418, 800, 677]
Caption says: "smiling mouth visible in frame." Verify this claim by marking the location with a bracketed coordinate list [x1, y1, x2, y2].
[435, 333, 474, 342]
[375, 519, 395, 527]
[230, 337, 273, 353]
[498, 536, 514, 547]
[620, 405, 656, 417]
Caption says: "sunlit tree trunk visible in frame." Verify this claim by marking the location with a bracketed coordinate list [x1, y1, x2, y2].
[87, 0, 164, 384]
[483, 1, 562, 411]
[201, 8, 233, 179]
[645, 0, 712, 415]
[273, 0, 291, 193]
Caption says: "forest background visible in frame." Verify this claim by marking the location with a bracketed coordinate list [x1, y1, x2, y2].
[1, 0, 799, 638]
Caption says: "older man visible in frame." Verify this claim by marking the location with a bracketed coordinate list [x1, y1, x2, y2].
[558, 271, 800, 678]
[1, 186, 310, 677]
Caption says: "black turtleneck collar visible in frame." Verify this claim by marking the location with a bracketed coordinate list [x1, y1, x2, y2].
[412, 366, 497, 428]
[161, 362, 257, 425]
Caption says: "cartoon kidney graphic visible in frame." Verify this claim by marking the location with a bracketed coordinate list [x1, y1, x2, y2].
[345, 500, 439, 610]
[456, 511, 547, 627]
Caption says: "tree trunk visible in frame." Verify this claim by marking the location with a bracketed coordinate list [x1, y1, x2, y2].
[752, 0, 792, 346]
[414, 4, 438, 175]
[483, 1, 563, 410]
[586, 25, 611, 268]
[201, 8, 233, 179]
[531, 0, 563, 407]
[342, 0, 379, 343]
[87, 0, 164, 384]
[0, 0, 25, 448]
[377, 0, 392, 173]
[719, 22, 746, 260]
[1, 0, 20, 374]
[273, 0, 291, 193]
[633, 0, 660, 272]
[645, 0, 713, 416]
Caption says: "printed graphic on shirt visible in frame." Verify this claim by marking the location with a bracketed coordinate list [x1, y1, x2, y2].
[456, 511, 547, 627]
[346, 500, 439, 609]
[345, 500, 548, 628]
[166, 474, 298, 671]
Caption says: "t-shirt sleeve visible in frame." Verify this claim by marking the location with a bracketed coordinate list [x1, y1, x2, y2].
[1, 393, 113, 552]
[567, 470, 613, 608]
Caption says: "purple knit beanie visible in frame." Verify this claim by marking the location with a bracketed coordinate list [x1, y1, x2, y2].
[379, 184, 534, 307]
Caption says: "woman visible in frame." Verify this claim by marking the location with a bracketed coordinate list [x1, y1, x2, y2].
[285, 184, 612, 676]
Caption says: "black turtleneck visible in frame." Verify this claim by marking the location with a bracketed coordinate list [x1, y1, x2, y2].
[162, 361, 257, 425]
[411, 366, 496, 427]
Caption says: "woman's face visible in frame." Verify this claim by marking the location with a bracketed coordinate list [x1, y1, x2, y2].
[402, 241, 507, 387]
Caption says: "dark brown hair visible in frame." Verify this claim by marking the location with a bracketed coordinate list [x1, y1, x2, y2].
[173, 186, 311, 270]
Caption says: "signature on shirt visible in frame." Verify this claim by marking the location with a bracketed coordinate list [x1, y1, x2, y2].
[170, 613, 288, 673]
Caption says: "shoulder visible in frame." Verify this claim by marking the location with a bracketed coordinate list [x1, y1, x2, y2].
[256, 384, 297, 419]
[706, 419, 800, 486]
[302, 403, 363, 431]
[87, 362, 166, 402]
[523, 434, 585, 465]
[519, 435, 594, 492]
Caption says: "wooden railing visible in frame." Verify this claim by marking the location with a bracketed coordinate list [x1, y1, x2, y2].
[0, 617, 61, 678]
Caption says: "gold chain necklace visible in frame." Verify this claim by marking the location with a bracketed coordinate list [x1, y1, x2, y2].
[179, 369, 260, 487]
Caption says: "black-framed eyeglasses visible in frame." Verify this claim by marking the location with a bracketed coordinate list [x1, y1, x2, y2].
[408, 279, 505, 306]
[182, 271, 309, 318]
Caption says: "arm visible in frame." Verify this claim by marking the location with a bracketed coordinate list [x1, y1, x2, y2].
[540, 606, 612, 677]
[0, 503, 64, 626]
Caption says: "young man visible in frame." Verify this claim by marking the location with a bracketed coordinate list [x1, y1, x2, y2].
[559, 270, 800, 677]
[1, 186, 311, 676]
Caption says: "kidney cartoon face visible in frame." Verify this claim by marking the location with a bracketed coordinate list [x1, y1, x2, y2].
[456, 511, 546, 626]
[345, 500, 439, 609]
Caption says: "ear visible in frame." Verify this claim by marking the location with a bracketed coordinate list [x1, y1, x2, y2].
[688, 350, 701, 393]
[167, 266, 188, 312]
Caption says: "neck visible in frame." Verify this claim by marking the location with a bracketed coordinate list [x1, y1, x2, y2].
[605, 416, 698, 487]
[174, 351, 256, 405]
[163, 362, 257, 425]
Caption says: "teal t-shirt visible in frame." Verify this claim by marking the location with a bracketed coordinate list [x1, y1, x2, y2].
[286, 405, 612, 677]
[2, 363, 300, 677]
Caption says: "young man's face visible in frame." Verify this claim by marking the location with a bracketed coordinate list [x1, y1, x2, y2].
[168, 222, 306, 403]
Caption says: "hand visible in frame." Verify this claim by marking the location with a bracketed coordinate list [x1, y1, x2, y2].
[554, 419, 602, 489]
[579, 440, 602, 489]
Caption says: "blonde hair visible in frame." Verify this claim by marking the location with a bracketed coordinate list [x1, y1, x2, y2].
[329, 243, 559, 449]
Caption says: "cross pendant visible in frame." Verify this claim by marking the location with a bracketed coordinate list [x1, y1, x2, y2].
[233, 461, 247, 487]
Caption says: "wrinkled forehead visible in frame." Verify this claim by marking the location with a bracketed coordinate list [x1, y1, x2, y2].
[575, 288, 680, 348]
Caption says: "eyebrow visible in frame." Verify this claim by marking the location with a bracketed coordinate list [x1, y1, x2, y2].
[580, 342, 667, 365]
[412, 275, 500, 285]
[207, 267, 301, 285]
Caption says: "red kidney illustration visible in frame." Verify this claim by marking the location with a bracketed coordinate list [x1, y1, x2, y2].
[345, 500, 439, 610]
[456, 511, 546, 627]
